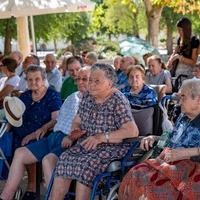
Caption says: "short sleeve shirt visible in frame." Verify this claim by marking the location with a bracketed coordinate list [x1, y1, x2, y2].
[121, 84, 157, 107]
[146, 69, 171, 85]
[54, 91, 82, 134]
[77, 89, 134, 139]
[12, 87, 62, 148]
[60, 77, 78, 100]
[167, 114, 200, 148]
[0, 75, 20, 95]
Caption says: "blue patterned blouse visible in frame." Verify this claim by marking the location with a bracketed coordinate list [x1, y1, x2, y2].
[116, 71, 129, 89]
[167, 113, 200, 148]
[12, 87, 62, 149]
[121, 84, 157, 107]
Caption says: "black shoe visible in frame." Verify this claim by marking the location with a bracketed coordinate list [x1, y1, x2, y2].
[22, 191, 36, 200]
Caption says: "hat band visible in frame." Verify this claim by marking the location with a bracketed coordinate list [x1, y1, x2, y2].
[5, 101, 21, 121]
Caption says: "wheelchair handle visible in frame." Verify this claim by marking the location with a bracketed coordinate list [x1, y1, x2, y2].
[160, 94, 180, 107]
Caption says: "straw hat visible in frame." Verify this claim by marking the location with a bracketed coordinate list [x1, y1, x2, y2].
[3, 96, 26, 127]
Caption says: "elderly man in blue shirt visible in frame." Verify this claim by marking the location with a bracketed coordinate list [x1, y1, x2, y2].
[44, 54, 62, 92]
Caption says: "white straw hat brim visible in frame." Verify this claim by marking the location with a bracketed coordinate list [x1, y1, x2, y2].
[3, 96, 25, 127]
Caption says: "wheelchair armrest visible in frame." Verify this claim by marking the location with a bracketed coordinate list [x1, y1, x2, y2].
[123, 136, 144, 143]
[190, 156, 200, 163]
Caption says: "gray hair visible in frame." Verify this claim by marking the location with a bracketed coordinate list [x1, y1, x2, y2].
[25, 65, 47, 80]
[91, 63, 116, 86]
[181, 79, 200, 99]
[86, 51, 98, 62]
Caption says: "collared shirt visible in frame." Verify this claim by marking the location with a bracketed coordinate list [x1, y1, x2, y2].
[15, 72, 27, 91]
[60, 77, 78, 100]
[167, 113, 200, 148]
[54, 91, 82, 134]
[46, 67, 62, 92]
[15, 63, 23, 76]
[121, 84, 157, 107]
[116, 71, 129, 89]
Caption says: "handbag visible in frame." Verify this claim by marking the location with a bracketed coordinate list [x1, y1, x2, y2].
[0, 131, 13, 180]
[170, 58, 179, 77]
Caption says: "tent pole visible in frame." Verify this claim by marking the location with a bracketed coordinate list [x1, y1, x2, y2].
[30, 15, 36, 55]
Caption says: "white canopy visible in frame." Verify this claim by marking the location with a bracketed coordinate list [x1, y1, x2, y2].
[0, 0, 95, 56]
[0, 0, 95, 18]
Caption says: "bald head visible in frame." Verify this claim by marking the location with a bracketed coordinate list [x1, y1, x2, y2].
[120, 56, 136, 72]
[44, 54, 57, 71]
[76, 66, 91, 93]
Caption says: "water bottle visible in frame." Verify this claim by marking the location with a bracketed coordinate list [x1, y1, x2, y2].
[157, 131, 171, 149]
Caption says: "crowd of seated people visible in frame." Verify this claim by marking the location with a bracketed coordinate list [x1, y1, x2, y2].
[0, 39, 200, 200]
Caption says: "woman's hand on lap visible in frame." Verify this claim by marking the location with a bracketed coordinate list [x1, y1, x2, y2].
[81, 134, 103, 150]
[21, 132, 36, 146]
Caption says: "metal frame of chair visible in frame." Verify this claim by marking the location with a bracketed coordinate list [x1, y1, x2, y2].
[0, 120, 22, 200]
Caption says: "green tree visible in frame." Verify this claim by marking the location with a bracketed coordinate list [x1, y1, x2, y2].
[160, 7, 182, 54]
[118, 0, 200, 47]
[0, 17, 17, 55]
[33, 12, 92, 51]
[92, 0, 146, 38]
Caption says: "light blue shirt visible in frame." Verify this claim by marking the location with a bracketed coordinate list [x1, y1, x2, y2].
[53, 91, 82, 135]
[46, 67, 62, 92]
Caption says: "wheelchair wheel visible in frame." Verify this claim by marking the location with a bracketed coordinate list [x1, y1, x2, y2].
[13, 187, 22, 200]
[106, 182, 120, 200]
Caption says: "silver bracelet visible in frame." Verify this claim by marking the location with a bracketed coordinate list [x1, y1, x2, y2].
[104, 131, 110, 143]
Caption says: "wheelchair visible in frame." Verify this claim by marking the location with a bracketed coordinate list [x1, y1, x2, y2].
[44, 104, 158, 200]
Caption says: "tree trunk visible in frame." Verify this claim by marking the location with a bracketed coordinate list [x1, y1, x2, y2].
[53, 38, 57, 52]
[166, 25, 173, 55]
[143, 0, 163, 48]
[4, 19, 12, 55]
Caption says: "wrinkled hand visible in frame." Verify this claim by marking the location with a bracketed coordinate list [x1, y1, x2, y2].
[164, 148, 186, 163]
[140, 136, 158, 151]
[61, 136, 74, 148]
[21, 132, 36, 146]
[81, 134, 103, 150]
[35, 126, 48, 140]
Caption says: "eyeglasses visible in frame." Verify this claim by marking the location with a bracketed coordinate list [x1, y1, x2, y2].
[75, 77, 89, 82]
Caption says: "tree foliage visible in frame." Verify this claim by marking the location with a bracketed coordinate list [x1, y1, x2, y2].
[154, 0, 200, 15]
[92, 0, 146, 37]
[33, 12, 92, 44]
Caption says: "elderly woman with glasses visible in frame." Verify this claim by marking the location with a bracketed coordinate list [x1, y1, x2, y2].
[50, 63, 139, 200]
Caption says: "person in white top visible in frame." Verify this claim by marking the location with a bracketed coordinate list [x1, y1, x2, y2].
[0, 57, 20, 118]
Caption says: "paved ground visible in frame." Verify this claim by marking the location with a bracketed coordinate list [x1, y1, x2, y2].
[0, 174, 46, 199]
